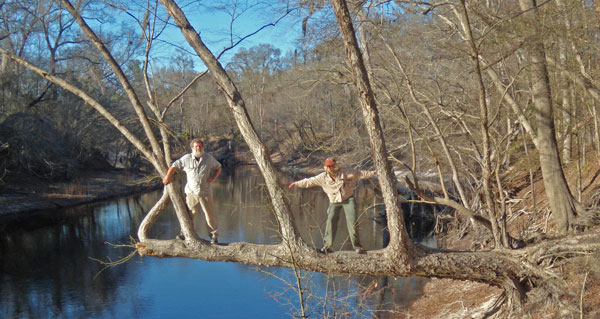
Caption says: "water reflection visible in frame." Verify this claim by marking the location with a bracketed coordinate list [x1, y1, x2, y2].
[0, 166, 432, 318]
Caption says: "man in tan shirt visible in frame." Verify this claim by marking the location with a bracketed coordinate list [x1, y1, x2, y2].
[289, 157, 375, 253]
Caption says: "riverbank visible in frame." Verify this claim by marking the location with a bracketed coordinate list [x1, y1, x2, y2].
[400, 158, 600, 318]
[0, 168, 160, 220]
[0, 137, 285, 220]
[4, 147, 599, 318]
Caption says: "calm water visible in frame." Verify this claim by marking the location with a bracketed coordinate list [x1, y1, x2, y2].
[0, 167, 431, 319]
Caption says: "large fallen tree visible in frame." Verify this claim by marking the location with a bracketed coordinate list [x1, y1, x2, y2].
[3, 0, 599, 316]
[142, 0, 600, 314]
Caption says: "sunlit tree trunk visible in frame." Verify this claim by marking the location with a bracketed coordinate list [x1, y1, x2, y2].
[158, 0, 303, 247]
[518, 0, 579, 235]
[60, 0, 199, 242]
[558, 37, 573, 163]
[329, 0, 413, 258]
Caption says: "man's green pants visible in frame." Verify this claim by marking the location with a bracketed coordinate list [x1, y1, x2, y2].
[324, 197, 361, 248]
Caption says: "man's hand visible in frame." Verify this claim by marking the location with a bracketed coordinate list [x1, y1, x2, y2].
[208, 167, 222, 183]
[163, 166, 176, 185]
[288, 182, 296, 189]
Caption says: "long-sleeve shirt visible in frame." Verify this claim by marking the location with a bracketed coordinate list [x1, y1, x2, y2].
[294, 168, 375, 203]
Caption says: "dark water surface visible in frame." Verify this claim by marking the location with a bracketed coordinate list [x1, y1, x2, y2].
[1, 167, 431, 318]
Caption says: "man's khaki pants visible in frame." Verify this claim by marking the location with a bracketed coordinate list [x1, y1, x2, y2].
[324, 197, 361, 248]
[185, 193, 218, 238]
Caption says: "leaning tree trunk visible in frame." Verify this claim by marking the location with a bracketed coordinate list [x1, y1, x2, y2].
[60, 0, 199, 242]
[329, 0, 536, 306]
[158, 0, 303, 248]
[138, 190, 170, 241]
[329, 0, 413, 259]
[457, 0, 508, 248]
[518, 0, 578, 235]
[127, 0, 592, 312]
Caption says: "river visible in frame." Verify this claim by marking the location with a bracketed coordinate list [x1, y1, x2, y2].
[0, 166, 432, 318]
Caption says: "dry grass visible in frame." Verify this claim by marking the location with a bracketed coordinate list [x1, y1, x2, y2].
[0, 169, 156, 215]
[42, 177, 91, 198]
[399, 279, 502, 319]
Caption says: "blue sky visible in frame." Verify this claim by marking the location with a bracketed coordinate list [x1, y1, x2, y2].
[149, 1, 303, 70]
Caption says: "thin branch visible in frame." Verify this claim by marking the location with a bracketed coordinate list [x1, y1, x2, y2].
[161, 70, 208, 118]
[216, 7, 296, 60]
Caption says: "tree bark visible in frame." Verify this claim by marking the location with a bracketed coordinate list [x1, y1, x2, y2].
[138, 190, 170, 241]
[558, 37, 573, 163]
[14, 0, 600, 312]
[518, 0, 579, 235]
[457, 0, 508, 248]
[329, 0, 413, 258]
[486, 67, 538, 148]
[158, 0, 303, 248]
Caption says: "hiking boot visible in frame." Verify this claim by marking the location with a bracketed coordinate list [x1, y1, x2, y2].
[319, 246, 332, 254]
[354, 246, 365, 254]
[211, 236, 218, 244]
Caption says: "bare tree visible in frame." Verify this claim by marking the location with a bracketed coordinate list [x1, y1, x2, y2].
[137, 0, 600, 314]
[5, 0, 600, 316]
[517, 0, 583, 235]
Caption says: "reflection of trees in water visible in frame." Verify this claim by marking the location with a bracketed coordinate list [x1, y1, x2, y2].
[212, 167, 280, 244]
[0, 199, 147, 318]
[253, 169, 434, 318]
[262, 265, 428, 318]
[289, 174, 385, 251]
[0, 167, 433, 318]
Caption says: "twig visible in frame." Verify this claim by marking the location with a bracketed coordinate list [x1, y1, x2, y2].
[580, 270, 589, 319]
[160, 70, 208, 119]
[216, 7, 296, 60]
[89, 237, 138, 280]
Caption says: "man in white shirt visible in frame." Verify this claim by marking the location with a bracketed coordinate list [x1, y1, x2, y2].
[163, 139, 222, 243]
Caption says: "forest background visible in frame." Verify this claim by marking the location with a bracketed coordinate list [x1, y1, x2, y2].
[3, 0, 600, 317]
